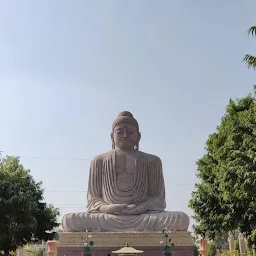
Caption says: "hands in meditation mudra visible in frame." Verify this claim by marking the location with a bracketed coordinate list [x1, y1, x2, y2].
[62, 111, 189, 232]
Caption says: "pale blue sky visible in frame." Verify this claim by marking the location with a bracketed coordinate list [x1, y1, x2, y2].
[1, 0, 256, 231]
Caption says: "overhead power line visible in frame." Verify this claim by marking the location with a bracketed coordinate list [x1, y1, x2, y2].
[0, 151, 198, 163]
[42, 183, 194, 187]
[18, 155, 197, 163]
[20, 155, 91, 161]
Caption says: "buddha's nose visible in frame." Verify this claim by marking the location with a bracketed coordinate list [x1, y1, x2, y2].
[123, 130, 129, 139]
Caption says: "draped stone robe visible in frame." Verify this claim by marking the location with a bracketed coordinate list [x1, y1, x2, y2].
[62, 149, 189, 232]
[87, 149, 166, 213]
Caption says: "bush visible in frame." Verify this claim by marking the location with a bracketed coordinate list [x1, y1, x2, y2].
[234, 240, 240, 252]
[221, 250, 239, 256]
[206, 242, 217, 256]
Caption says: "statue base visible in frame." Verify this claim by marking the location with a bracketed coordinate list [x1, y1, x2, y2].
[57, 231, 195, 256]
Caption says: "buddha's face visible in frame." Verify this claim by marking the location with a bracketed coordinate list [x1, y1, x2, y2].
[112, 122, 140, 151]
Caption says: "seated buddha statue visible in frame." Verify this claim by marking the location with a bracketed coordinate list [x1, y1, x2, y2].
[62, 111, 189, 232]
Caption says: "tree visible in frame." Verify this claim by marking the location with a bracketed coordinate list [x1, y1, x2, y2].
[52, 228, 62, 240]
[0, 156, 59, 255]
[234, 240, 240, 252]
[215, 231, 229, 254]
[194, 245, 200, 256]
[206, 242, 217, 256]
[244, 26, 256, 69]
[189, 88, 256, 240]
[23, 247, 46, 256]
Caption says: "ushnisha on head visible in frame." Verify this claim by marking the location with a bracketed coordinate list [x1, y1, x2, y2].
[111, 111, 141, 151]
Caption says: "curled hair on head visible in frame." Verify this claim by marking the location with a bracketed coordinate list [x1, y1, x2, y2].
[112, 111, 139, 132]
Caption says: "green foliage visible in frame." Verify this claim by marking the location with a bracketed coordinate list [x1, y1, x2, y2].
[246, 228, 256, 250]
[248, 26, 256, 36]
[215, 231, 229, 253]
[222, 251, 240, 256]
[246, 238, 254, 256]
[189, 88, 256, 239]
[52, 228, 62, 240]
[23, 247, 47, 256]
[244, 26, 256, 69]
[206, 242, 217, 256]
[35, 248, 45, 256]
[194, 245, 200, 256]
[23, 247, 45, 256]
[244, 54, 256, 69]
[234, 240, 239, 252]
[0, 156, 59, 254]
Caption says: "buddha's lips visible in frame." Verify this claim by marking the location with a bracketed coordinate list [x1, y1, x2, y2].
[121, 138, 130, 141]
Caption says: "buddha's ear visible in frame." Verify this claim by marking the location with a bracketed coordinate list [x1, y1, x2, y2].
[111, 132, 115, 149]
[138, 132, 141, 142]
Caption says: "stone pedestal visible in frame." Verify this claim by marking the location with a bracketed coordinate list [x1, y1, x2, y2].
[199, 239, 208, 256]
[58, 232, 195, 256]
[47, 241, 57, 256]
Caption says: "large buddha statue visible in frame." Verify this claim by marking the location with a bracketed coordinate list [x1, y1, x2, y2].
[62, 111, 189, 232]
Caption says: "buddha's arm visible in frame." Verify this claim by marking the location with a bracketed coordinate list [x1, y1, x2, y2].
[140, 157, 166, 211]
[86, 158, 108, 213]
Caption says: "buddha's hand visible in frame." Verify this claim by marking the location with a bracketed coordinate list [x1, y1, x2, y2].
[121, 205, 148, 215]
[99, 204, 129, 214]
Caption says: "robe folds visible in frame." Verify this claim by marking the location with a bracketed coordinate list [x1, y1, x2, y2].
[62, 150, 189, 232]
[87, 149, 166, 212]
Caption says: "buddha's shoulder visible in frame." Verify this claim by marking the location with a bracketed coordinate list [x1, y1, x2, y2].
[91, 150, 115, 162]
[91, 150, 162, 164]
[138, 151, 162, 164]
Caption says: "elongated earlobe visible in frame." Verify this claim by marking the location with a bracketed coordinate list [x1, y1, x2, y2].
[111, 133, 115, 149]
[135, 132, 141, 150]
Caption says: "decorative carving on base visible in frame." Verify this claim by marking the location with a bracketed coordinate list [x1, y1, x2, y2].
[58, 231, 194, 248]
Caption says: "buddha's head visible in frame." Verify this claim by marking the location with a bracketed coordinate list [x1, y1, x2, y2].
[111, 111, 141, 151]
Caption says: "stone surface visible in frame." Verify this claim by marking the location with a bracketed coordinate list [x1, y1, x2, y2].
[228, 231, 234, 251]
[62, 111, 190, 232]
[57, 231, 195, 256]
[199, 239, 208, 256]
[238, 233, 246, 255]
[47, 241, 57, 256]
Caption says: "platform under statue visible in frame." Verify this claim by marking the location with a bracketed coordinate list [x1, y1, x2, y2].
[62, 111, 189, 232]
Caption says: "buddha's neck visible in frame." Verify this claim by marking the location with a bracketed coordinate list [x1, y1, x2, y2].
[115, 147, 137, 156]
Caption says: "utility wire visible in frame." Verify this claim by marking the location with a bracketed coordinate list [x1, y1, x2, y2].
[17, 155, 196, 163]
[20, 156, 91, 161]
[0, 151, 198, 163]
[42, 183, 194, 187]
